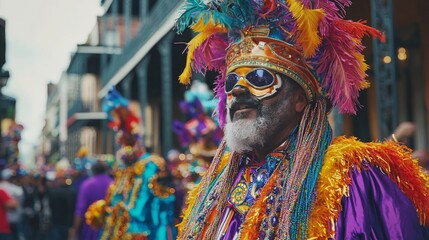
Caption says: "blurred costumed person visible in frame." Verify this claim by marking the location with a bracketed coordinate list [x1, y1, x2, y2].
[49, 163, 76, 240]
[0, 169, 22, 240]
[175, 0, 429, 239]
[0, 123, 23, 169]
[69, 160, 112, 240]
[71, 147, 93, 191]
[85, 87, 176, 240]
[171, 80, 222, 219]
[0, 188, 17, 240]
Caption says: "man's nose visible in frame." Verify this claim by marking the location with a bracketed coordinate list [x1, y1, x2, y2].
[231, 78, 249, 97]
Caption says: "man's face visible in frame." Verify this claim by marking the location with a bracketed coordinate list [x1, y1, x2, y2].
[224, 67, 303, 153]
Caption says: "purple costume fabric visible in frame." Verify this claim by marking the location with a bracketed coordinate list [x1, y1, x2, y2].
[336, 164, 429, 240]
[218, 164, 429, 239]
[75, 174, 112, 240]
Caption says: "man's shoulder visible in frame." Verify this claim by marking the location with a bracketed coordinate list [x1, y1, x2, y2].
[327, 136, 414, 163]
[325, 136, 427, 181]
[320, 136, 429, 224]
[310, 136, 429, 238]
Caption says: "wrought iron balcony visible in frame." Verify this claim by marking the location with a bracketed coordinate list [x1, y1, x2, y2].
[67, 98, 100, 119]
[100, 0, 183, 88]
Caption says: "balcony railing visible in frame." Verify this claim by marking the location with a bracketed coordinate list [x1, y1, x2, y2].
[67, 98, 100, 119]
[100, 0, 183, 87]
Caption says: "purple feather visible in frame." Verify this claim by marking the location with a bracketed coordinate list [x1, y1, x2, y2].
[190, 32, 228, 128]
[173, 120, 192, 147]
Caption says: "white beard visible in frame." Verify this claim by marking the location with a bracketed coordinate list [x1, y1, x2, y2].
[224, 75, 299, 154]
[224, 115, 269, 153]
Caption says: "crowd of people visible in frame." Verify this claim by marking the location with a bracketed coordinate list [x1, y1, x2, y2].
[0, 166, 75, 240]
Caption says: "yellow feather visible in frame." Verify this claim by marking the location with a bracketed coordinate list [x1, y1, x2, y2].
[351, 38, 370, 90]
[178, 17, 227, 85]
[286, 0, 324, 57]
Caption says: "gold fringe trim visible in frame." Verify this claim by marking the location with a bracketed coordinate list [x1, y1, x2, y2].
[308, 137, 429, 239]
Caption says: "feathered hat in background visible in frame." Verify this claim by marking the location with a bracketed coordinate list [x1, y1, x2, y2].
[175, 1, 384, 239]
[173, 80, 223, 158]
[176, 0, 384, 127]
[103, 87, 144, 163]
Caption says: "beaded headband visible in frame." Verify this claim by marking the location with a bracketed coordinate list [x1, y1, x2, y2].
[225, 26, 320, 101]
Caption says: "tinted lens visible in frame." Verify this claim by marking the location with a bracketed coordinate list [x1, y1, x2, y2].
[246, 69, 274, 88]
[225, 74, 240, 93]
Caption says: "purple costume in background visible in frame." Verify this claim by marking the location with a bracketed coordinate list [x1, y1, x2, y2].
[75, 174, 112, 240]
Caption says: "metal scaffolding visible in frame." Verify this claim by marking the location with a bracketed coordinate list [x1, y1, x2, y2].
[371, 0, 398, 139]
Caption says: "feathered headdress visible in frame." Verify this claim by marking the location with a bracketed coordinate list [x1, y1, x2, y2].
[173, 81, 223, 157]
[102, 87, 144, 162]
[176, 0, 384, 127]
[102, 87, 140, 136]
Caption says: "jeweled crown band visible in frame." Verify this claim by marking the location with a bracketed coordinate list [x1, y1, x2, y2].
[226, 35, 320, 101]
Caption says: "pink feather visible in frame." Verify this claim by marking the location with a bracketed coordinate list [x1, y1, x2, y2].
[192, 33, 228, 75]
[191, 33, 228, 128]
[315, 0, 351, 37]
[316, 22, 366, 114]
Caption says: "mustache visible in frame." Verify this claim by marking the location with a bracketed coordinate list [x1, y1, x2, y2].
[229, 96, 261, 112]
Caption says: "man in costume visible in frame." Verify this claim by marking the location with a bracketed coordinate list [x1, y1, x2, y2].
[85, 88, 176, 240]
[175, 0, 429, 239]
[173, 80, 222, 161]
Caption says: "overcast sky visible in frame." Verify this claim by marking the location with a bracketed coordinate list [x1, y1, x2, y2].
[0, 0, 102, 166]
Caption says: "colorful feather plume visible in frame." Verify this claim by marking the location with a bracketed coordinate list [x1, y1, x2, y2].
[102, 87, 141, 145]
[179, 17, 228, 84]
[286, 0, 325, 57]
[316, 23, 365, 114]
[176, 0, 385, 122]
[176, 0, 233, 34]
[192, 33, 228, 74]
[335, 19, 385, 42]
[316, 18, 384, 114]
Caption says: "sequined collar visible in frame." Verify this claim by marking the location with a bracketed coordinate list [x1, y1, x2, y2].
[228, 140, 291, 215]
